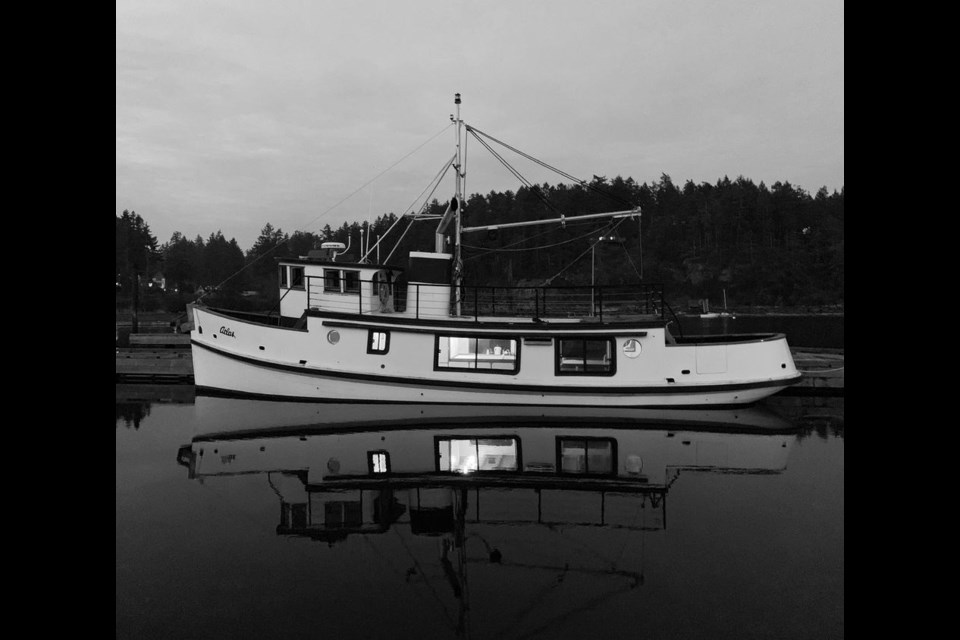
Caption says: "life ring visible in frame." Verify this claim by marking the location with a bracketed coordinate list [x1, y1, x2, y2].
[378, 283, 390, 304]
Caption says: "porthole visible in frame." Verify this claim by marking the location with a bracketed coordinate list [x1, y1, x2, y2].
[622, 338, 642, 358]
[327, 330, 340, 345]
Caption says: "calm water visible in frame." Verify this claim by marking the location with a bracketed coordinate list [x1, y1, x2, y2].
[116, 388, 843, 639]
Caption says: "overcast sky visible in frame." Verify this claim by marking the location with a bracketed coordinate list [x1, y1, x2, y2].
[116, 0, 844, 252]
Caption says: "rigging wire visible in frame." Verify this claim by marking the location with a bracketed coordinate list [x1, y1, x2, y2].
[383, 154, 457, 264]
[461, 220, 617, 258]
[618, 241, 643, 280]
[194, 122, 454, 302]
[468, 130, 563, 215]
[365, 152, 456, 262]
[390, 523, 460, 632]
[467, 124, 637, 209]
[467, 124, 583, 184]
[541, 217, 630, 285]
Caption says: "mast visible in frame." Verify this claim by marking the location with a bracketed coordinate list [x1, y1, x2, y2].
[453, 92, 463, 315]
[454, 91, 463, 206]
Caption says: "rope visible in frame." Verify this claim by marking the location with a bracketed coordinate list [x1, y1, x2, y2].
[799, 367, 845, 374]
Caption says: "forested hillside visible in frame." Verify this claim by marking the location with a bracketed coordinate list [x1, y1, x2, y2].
[116, 173, 843, 314]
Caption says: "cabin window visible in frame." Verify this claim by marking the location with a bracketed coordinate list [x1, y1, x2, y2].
[556, 338, 615, 375]
[324, 500, 363, 528]
[323, 269, 341, 292]
[343, 270, 360, 293]
[323, 268, 361, 294]
[367, 330, 390, 354]
[368, 451, 390, 474]
[435, 335, 519, 373]
[557, 437, 616, 475]
[290, 266, 305, 289]
[436, 437, 519, 473]
[279, 265, 289, 288]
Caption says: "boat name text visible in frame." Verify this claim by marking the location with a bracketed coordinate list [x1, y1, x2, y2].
[219, 326, 235, 338]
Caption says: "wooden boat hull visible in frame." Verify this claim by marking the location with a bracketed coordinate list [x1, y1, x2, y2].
[190, 306, 801, 407]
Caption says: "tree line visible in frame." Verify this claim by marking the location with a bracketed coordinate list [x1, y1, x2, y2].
[116, 173, 843, 314]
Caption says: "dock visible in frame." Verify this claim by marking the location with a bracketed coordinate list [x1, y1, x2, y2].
[787, 347, 844, 396]
[116, 334, 193, 383]
[115, 334, 842, 395]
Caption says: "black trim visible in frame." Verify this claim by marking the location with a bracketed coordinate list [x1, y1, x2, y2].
[305, 475, 664, 493]
[314, 314, 647, 340]
[191, 339, 802, 396]
[313, 310, 673, 333]
[366, 329, 390, 355]
[367, 450, 390, 474]
[278, 257, 403, 271]
[555, 337, 617, 377]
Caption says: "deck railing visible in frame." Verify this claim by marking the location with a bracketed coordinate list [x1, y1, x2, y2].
[304, 275, 664, 322]
[453, 283, 664, 322]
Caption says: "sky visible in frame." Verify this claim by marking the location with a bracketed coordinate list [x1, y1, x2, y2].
[116, 0, 844, 252]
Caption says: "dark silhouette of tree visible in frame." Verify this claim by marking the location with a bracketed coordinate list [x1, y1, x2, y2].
[201, 231, 246, 293]
[116, 210, 159, 290]
[116, 210, 160, 325]
[118, 174, 844, 313]
[161, 231, 203, 293]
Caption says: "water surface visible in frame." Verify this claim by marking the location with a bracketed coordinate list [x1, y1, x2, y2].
[116, 390, 843, 639]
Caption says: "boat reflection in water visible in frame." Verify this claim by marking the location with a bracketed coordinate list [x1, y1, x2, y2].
[177, 395, 799, 637]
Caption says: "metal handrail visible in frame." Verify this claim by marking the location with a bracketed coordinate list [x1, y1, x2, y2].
[300, 275, 664, 322]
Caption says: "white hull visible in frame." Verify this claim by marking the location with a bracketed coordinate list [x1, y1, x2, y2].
[190, 306, 801, 407]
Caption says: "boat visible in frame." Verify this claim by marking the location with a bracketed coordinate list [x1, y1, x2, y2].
[698, 290, 734, 319]
[187, 94, 801, 406]
[176, 397, 799, 539]
[177, 397, 799, 530]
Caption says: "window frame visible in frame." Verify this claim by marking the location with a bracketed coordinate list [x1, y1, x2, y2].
[343, 269, 360, 293]
[290, 266, 305, 290]
[322, 268, 361, 295]
[279, 265, 289, 288]
[323, 268, 342, 293]
[367, 329, 390, 355]
[434, 435, 523, 474]
[367, 450, 391, 475]
[433, 334, 520, 374]
[556, 436, 618, 477]
[554, 336, 617, 376]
